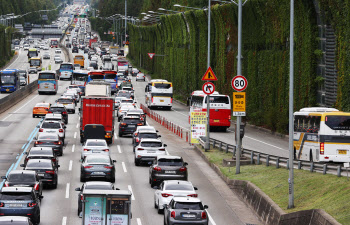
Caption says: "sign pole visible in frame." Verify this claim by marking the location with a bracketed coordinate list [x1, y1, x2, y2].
[235, 0, 243, 174]
[205, 0, 212, 151]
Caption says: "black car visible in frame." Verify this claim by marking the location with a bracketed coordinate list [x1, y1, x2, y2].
[149, 156, 188, 187]
[2, 170, 43, 197]
[0, 187, 42, 225]
[89, 61, 98, 69]
[84, 48, 89, 53]
[48, 104, 68, 124]
[21, 159, 59, 189]
[34, 133, 63, 156]
[75, 181, 115, 216]
[117, 50, 124, 56]
[72, 46, 79, 53]
[0, 216, 34, 224]
[118, 116, 143, 137]
[133, 130, 160, 152]
[80, 155, 116, 183]
[24, 147, 59, 169]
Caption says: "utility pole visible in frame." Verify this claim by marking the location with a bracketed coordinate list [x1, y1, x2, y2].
[205, 0, 211, 151]
[125, 0, 127, 46]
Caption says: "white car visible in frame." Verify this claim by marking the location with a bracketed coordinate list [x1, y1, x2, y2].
[43, 45, 49, 50]
[55, 48, 62, 54]
[54, 55, 63, 64]
[154, 180, 198, 214]
[14, 46, 19, 50]
[28, 67, 37, 74]
[56, 97, 76, 113]
[38, 120, 66, 144]
[67, 85, 82, 95]
[133, 126, 157, 136]
[81, 139, 110, 159]
[136, 73, 145, 81]
[112, 55, 118, 61]
[117, 104, 136, 121]
[115, 97, 128, 109]
[134, 139, 167, 166]
[23, 44, 29, 50]
[65, 89, 80, 102]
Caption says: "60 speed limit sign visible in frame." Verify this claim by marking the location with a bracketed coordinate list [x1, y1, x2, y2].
[231, 75, 248, 92]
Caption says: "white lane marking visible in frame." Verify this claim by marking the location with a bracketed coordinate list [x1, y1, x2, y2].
[74, 132, 77, 139]
[117, 145, 122, 154]
[128, 185, 135, 200]
[207, 212, 217, 225]
[65, 183, 70, 198]
[76, 123, 79, 128]
[171, 108, 188, 117]
[69, 160, 73, 171]
[62, 217, 67, 225]
[2, 95, 39, 121]
[114, 132, 118, 139]
[122, 162, 127, 173]
[136, 218, 142, 225]
[245, 136, 287, 151]
[165, 150, 169, 155]
[72, 144, 75, 152]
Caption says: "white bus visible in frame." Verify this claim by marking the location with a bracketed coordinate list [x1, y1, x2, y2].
[145, 79, 173, 110]
[294, 107, 350, 162]
[188, 91, 231, 131]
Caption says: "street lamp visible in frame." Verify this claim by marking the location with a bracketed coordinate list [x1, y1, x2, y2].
[158, 8, 182, 13]
[173, 4, 207, 10]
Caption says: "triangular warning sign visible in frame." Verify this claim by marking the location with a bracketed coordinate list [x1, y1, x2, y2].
[148, 53, 155, 59]
[202, 66, 218, 81]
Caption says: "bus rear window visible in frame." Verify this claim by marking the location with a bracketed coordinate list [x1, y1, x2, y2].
[325, 116, 350, 130]
[154, 83, 171, 89]
[75, 56, 84, 60]
[39, 73, 55, 80]
[60, 64, 73, 70]
[90, 75, 104, 80]
[206, 96, 230, 104]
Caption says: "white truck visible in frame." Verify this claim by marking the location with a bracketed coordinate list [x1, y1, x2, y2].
[85, 81, 111, 97]
[101, 55, 114, 70]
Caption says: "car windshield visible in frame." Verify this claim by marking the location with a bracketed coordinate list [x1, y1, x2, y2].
[85, 184, 112, 190]
[86, 157, 110, 164]
[8, 173, 35, 182]
[140, 142, 162, 147]
[139, 133, 158, 139]
[41, 122, 60, 129]
[174, 202, 203, 210]
[158, 158, 183, 166]
[26, 161, 52, 168]
[49, 107, 64, 113]
[124, 118, 140, 123]
[0, 192, 32, 200]
[165, 184, 193, 191]
[86, 141, 106, 147]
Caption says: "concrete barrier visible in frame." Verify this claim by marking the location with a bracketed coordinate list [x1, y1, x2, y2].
[0, 80, 38, 114]
[193, 145, 341, 225]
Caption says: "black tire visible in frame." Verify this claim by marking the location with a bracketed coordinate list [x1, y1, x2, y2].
[118, 132, 122, 137]
[157, 203, 163, 214]
[35, 212, 40, 225]
[80, 174, 85, 182]
[151, 180, 156, 188]
[77, 208, 81, 217]
[52, 181, 58, 189]
[154, 200, 158, 209]
[110, 177, 115, 183]
[134, 158, 140, 166]
[32, 114, 35, 118]
[73, 110, 75, 114]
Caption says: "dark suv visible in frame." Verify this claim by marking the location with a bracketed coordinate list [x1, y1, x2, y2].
[118, 116, 143, 137]
[0, 187, 42, 225]
[149, 155, 188, 187]
[2, 170, 43, 197]
[72, 46, 79, 53]
[48, 104, 68, 124]
[24, 147, 59, 169]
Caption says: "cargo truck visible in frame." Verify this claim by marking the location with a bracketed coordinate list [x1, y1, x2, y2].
[80, 97, 115, 144]
[85, 81, 111, 97]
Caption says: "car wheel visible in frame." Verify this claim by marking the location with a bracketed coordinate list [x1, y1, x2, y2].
[151, 180, 156, 188]
[80, 174, 86, 182]
[32, 114, 35, 118]
[110, 177, 115, 183]
[134, 158, 140, 166]
[73, 110, 75, 114]
[35, 212, 40, 225]
[157, 201, 163, 214]
[154, 200, 158, 209]
[78, 207, 81, 217]
[52, 180, 58, 189]
[118, 132, 122, 137]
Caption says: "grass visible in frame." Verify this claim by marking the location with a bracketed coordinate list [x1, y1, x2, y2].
[200, 146, 350, 224]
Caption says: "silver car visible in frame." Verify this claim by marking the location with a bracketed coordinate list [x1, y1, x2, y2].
[54, 55, 63, 64]
[81, 139, 110, 159]
[134, 139, 167, 166]
[136, 73, 145, 81]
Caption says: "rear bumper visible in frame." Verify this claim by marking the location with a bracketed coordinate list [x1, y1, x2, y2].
[319, 155, 350, 163]
[209, 119, 231, 127]
[168, 219, 208, 225]
[0, 208, 37, 218]
[119, 127, 137, 134]
[152, 174, 187, 181]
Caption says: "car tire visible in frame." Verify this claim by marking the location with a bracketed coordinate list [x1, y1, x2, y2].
[32, 114, 35, 118]
[134, 158, 140, 166]
[154, 200, 158, 209]
[110, 177, 115, 183]
[118, 132, 122, 137]
[80, 174, 86, 182]
[151, 180, 156, 188]
[157, 201, 163, 214]
[53, 180, 58, 189]
[35, 212, 40, 225]
[78, 208, 81, 217]
[73, 110, 75, 114]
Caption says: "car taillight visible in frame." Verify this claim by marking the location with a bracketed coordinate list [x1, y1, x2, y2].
[161, 193, 173, 198]
[48, 111, 52, 113]
[84, 149, 89, 151]
[104, 166, 113, 169]
[136, 138, 139, 142]
[54, 141, 62, 145]
[153, 166, 161, 171]
[38, 84, 40, 89]
[34, 184, 39, 191]
[121, 123, 126, 126]
[62, 111, 67, 115]
[3, 183, 8, 187]
[201, 211, 207, 219]
[59, 129, 64, 133]
[229, 115, 231, 120]
[46, 170, 55, 175]
[54, 84, 56, 90]
[187, 194, 198, 197]
[35, 141, 43, 145]
[159, 148, 165, 151]
[80, 194, 84, 201]
[179, 167, 187, 172]
[137, 148, 144, 151]
[0, 203, 4, 207]
[170, 98, 173, 103]
[151, 97, 154, 103]
[28, 203, 37, 207]
[140, 118, 144, 121]
[84, 166, 93, 168]
[171, 211, 175, 218]
[39, 128, 43, 132]
[103, 149, 109, 152]
[320, 142, 324, 155]
[137, 123, 143, 126]
[52, 158, 56, 162]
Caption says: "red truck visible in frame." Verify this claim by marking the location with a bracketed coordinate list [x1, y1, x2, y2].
[80, 97, 115, 144]
[89, 37, 98, 48]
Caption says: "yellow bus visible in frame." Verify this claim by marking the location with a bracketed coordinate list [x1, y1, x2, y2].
[29, 57, 42, 71]
[74, 55, 85, 69]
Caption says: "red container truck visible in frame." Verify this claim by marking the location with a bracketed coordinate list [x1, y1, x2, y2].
[80, 97, 115, 144]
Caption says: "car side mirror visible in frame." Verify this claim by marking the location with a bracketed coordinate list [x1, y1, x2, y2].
[24, 152, 28, 155]
[20, 164, 25, 167]
[184, 162, 188, 166]
[158, 135, 161, 138]
[204, 205, 209, 209]
[115, 188, 120, 190]
[194, 187, 198, 190]
[164, 144, 167, 147]
[39, 195, 44, 199]
[163, 204, 168, 209]
[57, 165, 60, 168]
[156, 130, 159, 132]
[75, 187, 81, 191]
[33, 137, 37, 140]
[113, 160, 116, 163]
[1, 176, 6, 179]
[64, 126, 67, 129]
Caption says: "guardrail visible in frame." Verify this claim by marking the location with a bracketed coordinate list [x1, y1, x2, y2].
[140, 103, 347, 178]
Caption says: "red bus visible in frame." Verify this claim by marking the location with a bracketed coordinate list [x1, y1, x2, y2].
[50, 39, 58, 48]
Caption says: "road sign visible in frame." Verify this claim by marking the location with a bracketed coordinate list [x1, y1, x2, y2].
[190, 112, 207, 144]
[231, 75, 248, 92]
[148, 53, 155, 59]
[202, 82, 215, 95]
[125, 41, 129, 45]
[233, 92, 246, 116]
[201, 66, 218, 81]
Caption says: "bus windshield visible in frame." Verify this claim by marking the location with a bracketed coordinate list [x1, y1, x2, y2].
[325, 116, 350, 130]
[28, 51, 38, 58]
[39, 73, 55, 80]
[154, 83, 171, 89]
[118, 61, 128, 66]
[75, 56, 84, 60]
[90, 75, 104, 80]
[60, 64, 73, 70]
[30, 59, 41, 67]
[1, 74, 16, 85]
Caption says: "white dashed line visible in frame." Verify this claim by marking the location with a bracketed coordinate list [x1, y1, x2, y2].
[114, 132, 118, 139]
[65, 183, 70, 198]
[74, 132, 77, 139]
[72, 144, 75, 152]
[137, 218, 142, 225]
[117, 145, 122, 153]
[62, 217, 67, 225]
[69, 160, 73, 171]
[76, 123, 79, 128]
[207, 212, 217, 225]
[128, 185, 135, 200]
[2, 95, 39, 121]
[122, 162, 127, 173]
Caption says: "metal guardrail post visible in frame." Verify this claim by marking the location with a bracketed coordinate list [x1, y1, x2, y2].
[323, 164, 327, 175]
[310, 162, 314, 172]
[251, 151, 254, 164]
[213, 140, 216, 148]
[287, 160, 289, 170]
[276, 157, 280, 168]
[257, 153, 260, 165]
[298, 161, 302, 169]
[337, 166, 341, 177]
[266, 155, 270, 166]
[225, 144, 229, 153]
[233, 146, 236, 156]
[219, 142, 222, 151]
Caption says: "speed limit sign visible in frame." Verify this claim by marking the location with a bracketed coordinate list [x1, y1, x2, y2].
[231, 75, 248, 92]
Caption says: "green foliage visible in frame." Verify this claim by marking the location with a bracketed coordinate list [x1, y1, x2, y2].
[0, 25, 15, 68]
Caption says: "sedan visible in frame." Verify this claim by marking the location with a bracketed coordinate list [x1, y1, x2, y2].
[55, 48, 62, 54]
[21, 159, 59, 189]
[34, 133, 63, 156]
[80, 155, 116, 183]
[2, 170, 43, 197]
[117, 104, 136, 121]
[164, 197, 209, 225]
[43, 52, 50, 59]
[81, 139, 110, 160]
[135, 139, 167, 166]
[75, 181, 114, 216]
[24, 146, 59, 169]
[154, 180, 198, 214]
[136, 72, 146, 81]
[54, 55, 63, 64]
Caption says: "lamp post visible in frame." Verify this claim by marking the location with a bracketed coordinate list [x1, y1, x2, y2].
[158, 8, 182, 14]
[173, 4, 207, 10]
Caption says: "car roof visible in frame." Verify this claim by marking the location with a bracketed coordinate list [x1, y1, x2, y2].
[8, 170, 36, 176]
[140, 138, 161, 142]
[45, 114, 62, 119]
[136, 126, 155, 131]
[86, 139, 106, 142]
[42, 120, 61, 124]
[157, 155, 181, 160]
[30, 147, 53, 151]
[124, 116, 140, 119]
[172, 197, 202, 203]
[51, 104, 66, 108]
[1, 187, 33, 193]
[85, 181, 112, 187]
[139, 130, 157, 134]
[85, 155, 110, 160]
[26, 159, 52, 164]
[35, 102, 50, 107]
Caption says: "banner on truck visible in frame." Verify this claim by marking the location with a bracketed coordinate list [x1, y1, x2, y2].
[84, 196, 105, 225]
[190, 112, 207, 144]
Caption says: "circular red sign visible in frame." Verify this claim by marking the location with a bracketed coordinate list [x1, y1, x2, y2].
[202, 82, 215, 95]
[231, 75, 248, 92]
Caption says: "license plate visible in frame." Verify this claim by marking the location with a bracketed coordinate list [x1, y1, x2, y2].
[147, 151, 155, 153]
[160, 100, 164, 102]
[92, 172, 104, 175]
[37, 173, 44, 177]
[9, 204, 24, 208]
[6, 89, 9, 92]
[338, 150, 347, 155]
[45, 86, 48, 88]
[128, 125, 136, 128]
[165, 171, 176, 174]
[47, 131, 55, 133]
[214, 120, 220, 122]
[182, 214, 196, 218]
[92, 150, 101, 153]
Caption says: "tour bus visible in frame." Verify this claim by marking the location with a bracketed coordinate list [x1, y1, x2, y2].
[188, 90, 231, 131]
[29, 57, 42, 71]
[27, 48, 38, 60]
[71, 70, 88, 94]
[145, 79, 173, 110]
[87, 71, 105, 84]
[102, 70, 118, 94]
[294, 107, 350, 163]
[59, 63, 74, 80]
[38, 71, 58, 95]
[0, 69, 20, 93]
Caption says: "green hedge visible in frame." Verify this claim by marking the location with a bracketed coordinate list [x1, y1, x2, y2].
[0, 25, 15, 68]
[128, 0, 318, 133]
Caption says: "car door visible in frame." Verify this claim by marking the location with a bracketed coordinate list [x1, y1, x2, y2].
[155, 182, 164, 203]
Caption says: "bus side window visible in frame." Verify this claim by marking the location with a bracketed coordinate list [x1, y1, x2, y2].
[314, 117, 321, 133]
